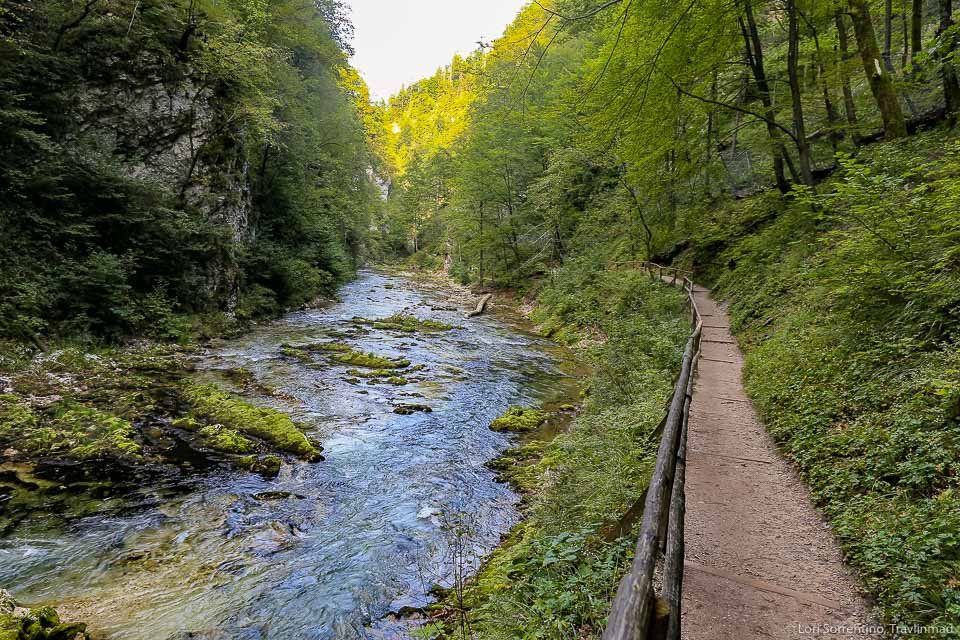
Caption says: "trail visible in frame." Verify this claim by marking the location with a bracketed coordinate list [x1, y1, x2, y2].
[681, 286, 877, 639]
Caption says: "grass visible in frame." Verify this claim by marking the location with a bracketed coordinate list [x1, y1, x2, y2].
[675, 127, 960, 629]
[425, 265, 687, 638]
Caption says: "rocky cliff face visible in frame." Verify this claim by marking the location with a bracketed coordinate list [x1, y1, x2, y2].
[0, 0, 377, 340]
[76, 64, 253, 309]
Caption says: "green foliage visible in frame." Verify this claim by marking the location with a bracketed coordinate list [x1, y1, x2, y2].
[0, 0, 379, 341]
[681, 128, 960, 629]
[446, 267, 687, 638]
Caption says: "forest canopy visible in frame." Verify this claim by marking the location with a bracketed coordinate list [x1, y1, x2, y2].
[377, 0, 960, 286]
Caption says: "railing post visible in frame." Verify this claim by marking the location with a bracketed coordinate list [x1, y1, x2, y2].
[604, 259, 701, 640]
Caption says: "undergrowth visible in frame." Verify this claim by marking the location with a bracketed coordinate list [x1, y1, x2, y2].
[426, 264, 687, 638]
[678, 127, 960, 630]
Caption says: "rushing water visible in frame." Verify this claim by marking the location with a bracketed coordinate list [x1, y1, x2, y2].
[0, 271, 578, 639]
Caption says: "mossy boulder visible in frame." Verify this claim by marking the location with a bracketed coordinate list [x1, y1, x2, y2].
[239, 455, 282, 476]
[300, 342, 351, 353]
[279, 346, 314, 362]
[196, 424, 255, 454]
[346, 368, 395, 378]
[329, 348, 409, 369]
[0, 592, 88, 640]
[489, 407, 549, 433]
[354, 313, 456, 333]
[393, 404, 432, 415]
[182, 383, 320, 461]
[0, 396, 142, 461]
[238, 455, 283, 477]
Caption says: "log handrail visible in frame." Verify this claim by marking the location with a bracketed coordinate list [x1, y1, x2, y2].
[603, 261, 703, 640]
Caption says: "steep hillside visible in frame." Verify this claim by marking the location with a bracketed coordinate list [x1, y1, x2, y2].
[0, 0, 381, 341]
[376, 0, 960, 634]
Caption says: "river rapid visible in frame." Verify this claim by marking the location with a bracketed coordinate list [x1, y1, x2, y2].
[0, 271, 579, 639]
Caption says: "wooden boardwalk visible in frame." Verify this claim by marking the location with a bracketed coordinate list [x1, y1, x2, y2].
[681, 286, 877, 639]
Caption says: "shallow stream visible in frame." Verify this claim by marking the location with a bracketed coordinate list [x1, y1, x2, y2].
[0, 271, 578, 639]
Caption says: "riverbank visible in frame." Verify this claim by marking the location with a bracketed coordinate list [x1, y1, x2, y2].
[417, 263, 689, 638]
[2, 270, 584, 638]
[0, 339, 325, 534]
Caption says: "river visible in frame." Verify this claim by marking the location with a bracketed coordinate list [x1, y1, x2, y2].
[0, 271, 578, 639]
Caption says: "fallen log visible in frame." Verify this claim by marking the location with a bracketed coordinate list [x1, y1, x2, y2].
[465, 293, 493, 318]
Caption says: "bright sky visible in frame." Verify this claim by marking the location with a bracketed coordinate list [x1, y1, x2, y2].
[347, 0, 528, 101]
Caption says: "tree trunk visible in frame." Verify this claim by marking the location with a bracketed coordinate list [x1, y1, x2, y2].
[805, 11, 842, 149]
[883, 0, 920, 113]
[901, 0, 910, 67]
[848, 0, 908, 138]
[884, 0, 895, 70]
[787, 0, 814, 185]
[939, 0, 960, 117]
[912, 0, 924, 61]
[836, 10, 860, 126]
[738, 0, 791, 193]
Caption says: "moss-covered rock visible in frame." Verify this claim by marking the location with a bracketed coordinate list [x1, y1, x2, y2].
[329, 348, 409, 369]
[182, 383, 320, 461]
[353, 313, 456, 333]
[196, 424, 255, 454]
[0, 592, 89, 640]
[0, 396, 142, 461]
[279, 346, 314, 362]
[300, 341, 351, 352]
[345, 368, 396, 378]
[489, 406, 549, 433]
[238, 455, 283, 477]
[393, 403, 432, 415]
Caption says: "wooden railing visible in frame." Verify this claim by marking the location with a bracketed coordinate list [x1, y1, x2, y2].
[603, 261, 703, 640]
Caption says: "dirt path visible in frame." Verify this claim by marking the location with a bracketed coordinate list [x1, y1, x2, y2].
[681, 286, 878, 639]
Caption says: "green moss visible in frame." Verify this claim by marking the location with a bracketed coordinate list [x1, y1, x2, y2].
[0, 394, 38, 442]
[302, 341, 351, 352]
[0, 396, 142, 461]
[385, 376, 408, 386]
[489, 407, 549, 433]
[393, 403, 432, 415]
[0, 618, 16, 640]
[196, 424, 255, 454]
[345, 368, 396, 378]
[0, 593, 88, 640]
[280, 346, 314, 362]
[237, 455, 283, 477]
[182, 383, 320, 460]
[352, 313, 456, 333]
[329, 348, 410, 369]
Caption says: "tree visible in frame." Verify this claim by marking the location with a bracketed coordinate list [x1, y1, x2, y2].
[938, 0, 960, 117]
[738, 0, 793, 191]
[787, 0, 814, 185]
[911, 0, 924, 63]
[836, 9, 860, 126]
[848, 0, 908, 138]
